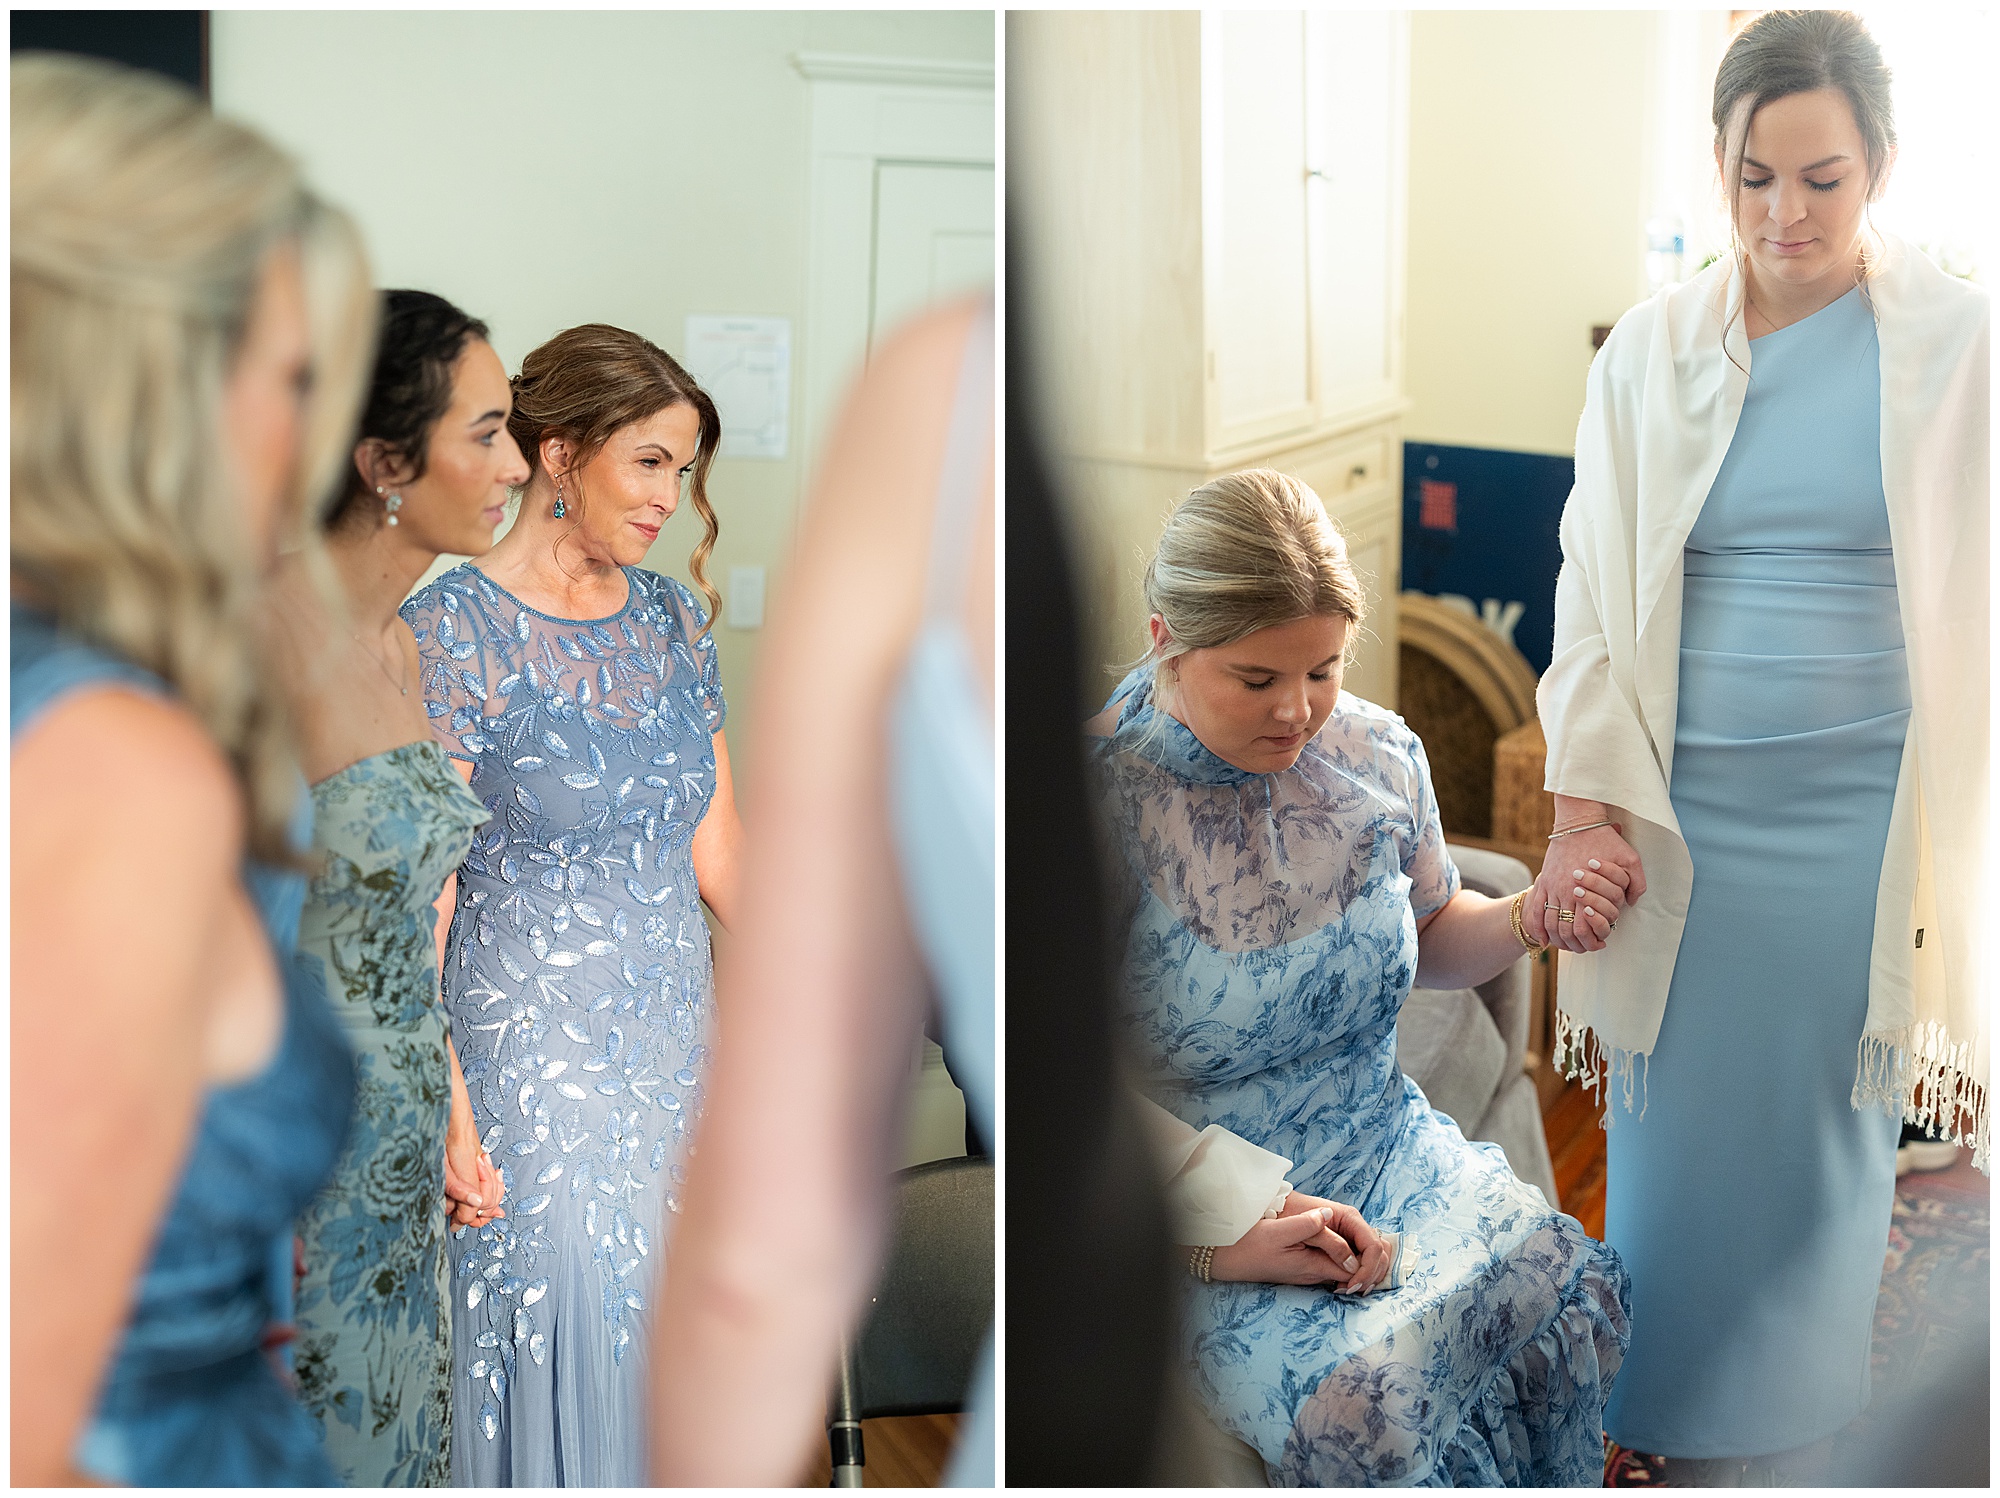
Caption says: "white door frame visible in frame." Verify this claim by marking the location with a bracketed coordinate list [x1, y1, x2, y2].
[792, 51, 995, 506]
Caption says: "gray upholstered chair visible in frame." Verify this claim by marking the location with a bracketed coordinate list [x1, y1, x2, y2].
[1396, 843, 1558, 1205]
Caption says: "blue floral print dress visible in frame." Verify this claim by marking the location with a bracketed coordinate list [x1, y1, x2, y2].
[1092, 673, 1631, 1487]
[292, 741, 491, 1486]
[402, 563, 725, 1487]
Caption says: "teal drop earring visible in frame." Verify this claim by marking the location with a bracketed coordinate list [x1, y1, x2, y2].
[553, 474, 567, 519]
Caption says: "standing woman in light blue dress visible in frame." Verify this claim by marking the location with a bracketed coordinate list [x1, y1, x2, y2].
[11, 54, 372, 1485]
[270, 290, 531, 1485]
[402, 324, 743, 1486]
[652, 296, 995, 1486]
[1533, 12, 1989, 1483]
[1086, 470, 1631, 1486]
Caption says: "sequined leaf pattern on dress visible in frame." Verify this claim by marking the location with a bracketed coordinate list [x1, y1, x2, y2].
[403, 564, 723, 1487]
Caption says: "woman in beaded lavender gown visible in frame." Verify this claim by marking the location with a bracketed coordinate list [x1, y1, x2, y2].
[402, 324, 741, 1486]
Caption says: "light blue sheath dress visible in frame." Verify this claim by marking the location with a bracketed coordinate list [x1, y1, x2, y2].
[1093, 681, 1631, 1486]
[888, 303, 995, 1487]
[402, 565, 725, 1486]
[1602, 285, 1906, 1458]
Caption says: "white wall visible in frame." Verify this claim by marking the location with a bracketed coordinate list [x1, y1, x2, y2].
[1401, 11, 1730, 456]
[212, 10, 994, 757]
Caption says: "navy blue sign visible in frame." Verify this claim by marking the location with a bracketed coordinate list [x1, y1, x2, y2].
[1399, 441, 1572, 674]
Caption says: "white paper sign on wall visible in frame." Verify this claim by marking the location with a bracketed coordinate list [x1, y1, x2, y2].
[682, 315, 790, 460]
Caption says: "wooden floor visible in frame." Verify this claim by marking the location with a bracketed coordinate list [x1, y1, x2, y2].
[1543, 1077, 1608, 1236]
[1538, 1078, 1995, 1238]
[797, 1414, 959, 1487]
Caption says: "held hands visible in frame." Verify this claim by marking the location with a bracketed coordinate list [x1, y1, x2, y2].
[1525, 815, 1646, 954]
[444, 1130, 505, 1230]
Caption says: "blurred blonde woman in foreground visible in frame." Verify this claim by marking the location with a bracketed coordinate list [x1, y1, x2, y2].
[11, 54, 371, 1485]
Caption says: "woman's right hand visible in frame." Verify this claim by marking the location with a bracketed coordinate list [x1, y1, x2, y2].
[444, 1126, 504, 1229]
[1208, 1209, 1363, 1287]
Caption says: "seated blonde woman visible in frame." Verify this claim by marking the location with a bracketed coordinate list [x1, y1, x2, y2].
[1086, 470, 1631, 1486]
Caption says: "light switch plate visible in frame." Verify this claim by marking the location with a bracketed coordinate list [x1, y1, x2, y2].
[726, 565, 765, 630]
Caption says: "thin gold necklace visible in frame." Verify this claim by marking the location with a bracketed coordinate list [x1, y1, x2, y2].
[352, 627, 409, 696]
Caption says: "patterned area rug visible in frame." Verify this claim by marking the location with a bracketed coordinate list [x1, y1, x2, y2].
[1830, 1166, 1990, 1481]
[1606, 1164, 1990, 1486]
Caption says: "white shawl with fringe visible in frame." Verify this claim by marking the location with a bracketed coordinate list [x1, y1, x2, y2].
[1539, 234, 1990, 1170]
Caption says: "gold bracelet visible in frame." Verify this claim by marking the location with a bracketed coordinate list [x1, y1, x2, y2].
[1548, 819, 1614, 841]
[1188, 1245, 1215, 1283]
[1510, 890, 1548, 955]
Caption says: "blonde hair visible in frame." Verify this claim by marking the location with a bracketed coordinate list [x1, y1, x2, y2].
[507, 324, 723, 635]
[11, 53, 375, 862]
[1142, 468, 1367, 669]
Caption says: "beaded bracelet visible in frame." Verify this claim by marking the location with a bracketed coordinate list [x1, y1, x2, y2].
[1509, 890, 1547, 955]
[1188, 1245, 1215, 1283]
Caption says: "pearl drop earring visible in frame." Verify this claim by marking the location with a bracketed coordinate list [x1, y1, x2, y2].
[377, 484, 402, 527]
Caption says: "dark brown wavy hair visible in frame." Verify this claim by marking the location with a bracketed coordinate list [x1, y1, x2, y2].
[507, 323, 722, 633]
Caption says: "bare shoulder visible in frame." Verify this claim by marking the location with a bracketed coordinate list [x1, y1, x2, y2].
[1082, 705, 1119, 739]
[14, 687, 242, 863]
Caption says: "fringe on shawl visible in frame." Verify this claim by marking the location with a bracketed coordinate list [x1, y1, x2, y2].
[1556, 1009, 1991, 1173]
[1853, 1022, 1991, 1175]
[1551, 1008, 1648, 1128]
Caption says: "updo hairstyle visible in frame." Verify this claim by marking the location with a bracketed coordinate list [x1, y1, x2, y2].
[1143, 468, 1367, 670]
[325, 289, 491, 530]
[1712, 12, 1896, 242]
[506, 324, 722, 633]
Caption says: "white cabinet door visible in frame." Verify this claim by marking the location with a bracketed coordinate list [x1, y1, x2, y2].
[871, 160, 995, 354]
[1203, 10, 1315, 452]
[1305, 10, 1407, 423]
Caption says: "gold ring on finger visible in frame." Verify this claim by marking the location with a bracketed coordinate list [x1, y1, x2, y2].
[1557, 910, 1575, 922]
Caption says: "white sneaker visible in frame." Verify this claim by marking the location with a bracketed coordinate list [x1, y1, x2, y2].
[1896, 1139, 1959, 1176]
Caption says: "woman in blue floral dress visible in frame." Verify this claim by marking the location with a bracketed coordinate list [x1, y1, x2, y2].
[402, 323, 741, 1486]
[274, 291, 530, 1485]
[1089, 470, 1632, 1486]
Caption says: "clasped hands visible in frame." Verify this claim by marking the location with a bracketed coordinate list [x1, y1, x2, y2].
[444, 1125, 506, 1230]
[1208, 1192, 1395, 1294]
[1522, 811, 1647, 955]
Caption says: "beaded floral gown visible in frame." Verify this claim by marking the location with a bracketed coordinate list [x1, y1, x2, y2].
[402, 563, 724, 1487]
[1092, 674, 1631, 1487]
